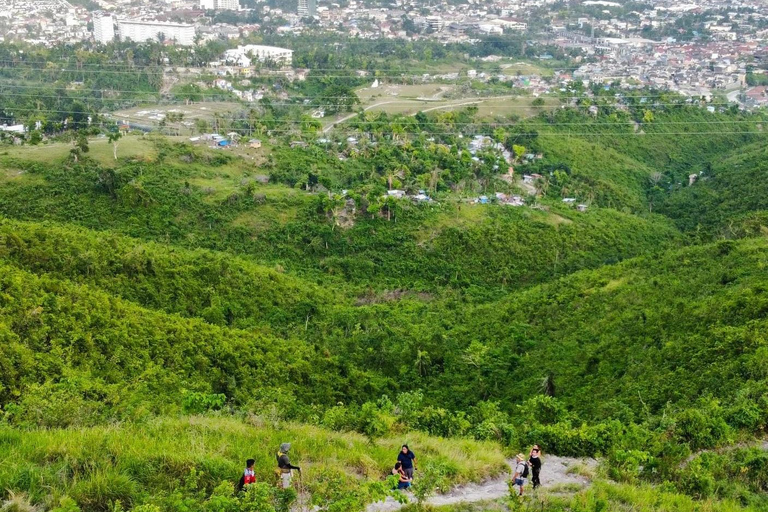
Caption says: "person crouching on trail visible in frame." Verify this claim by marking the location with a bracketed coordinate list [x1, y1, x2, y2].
[513, 453, 529, 496]
[393, 462, 412, 490]
[237, 458, 257, 492]
[276, 443, 301, 489]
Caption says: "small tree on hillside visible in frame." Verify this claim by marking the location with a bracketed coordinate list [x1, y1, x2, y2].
[70, 132, 89, 162]
[108, 131, 122, 160]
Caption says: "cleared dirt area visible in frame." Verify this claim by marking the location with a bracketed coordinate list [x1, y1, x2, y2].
[110, 101, 241, 133]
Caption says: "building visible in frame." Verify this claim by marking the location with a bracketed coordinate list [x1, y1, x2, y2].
[201, 0, 239, 10]
[222, 45, 293, 66]
[427, 16, 444, 32]
[117, 20, 196, 46]
[93, 14, 115, 44]
[216, 0, 239, 9]
[298, 0, 316, 17]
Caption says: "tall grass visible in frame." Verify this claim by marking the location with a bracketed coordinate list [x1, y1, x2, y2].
[0, 416, 507, 511]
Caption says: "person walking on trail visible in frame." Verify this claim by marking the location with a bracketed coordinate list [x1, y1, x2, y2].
[393, 462, 412, 490]
[397, 445, 416, 480]
[513, 453, 529, 496]
[276, 443, 301, 489]
[528, 445, 542, 490]
[236, 458, 257, 492]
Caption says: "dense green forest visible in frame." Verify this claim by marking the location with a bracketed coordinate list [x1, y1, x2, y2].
[3, 105, 768, 512]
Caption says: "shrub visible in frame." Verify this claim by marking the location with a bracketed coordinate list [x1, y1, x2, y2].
[181, 392, 227, 415]
[677, 460, 716, 499]
[672, 401, 731, 450]
[50, 497, 81, 512]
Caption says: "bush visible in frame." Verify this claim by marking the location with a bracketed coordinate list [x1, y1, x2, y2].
[677, 459, 716, 499]
[182, 392, 227, 415]
[672, 400, 731, 450]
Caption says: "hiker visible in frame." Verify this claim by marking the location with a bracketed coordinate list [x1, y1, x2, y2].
[236, 458, 256, 492]
[276, 443, 301, 489]
[528, 445, 542, 490]
[397, 445, 417, 480]
[512, 453, 529, 496]
[393, 462, 412, 490]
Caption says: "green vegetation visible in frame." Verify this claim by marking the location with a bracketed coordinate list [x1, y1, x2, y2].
[0, 417, 506, 511]
[2, 101, 768, 511]
[659, 139, 768, 239]
[433, 481, 767, 512]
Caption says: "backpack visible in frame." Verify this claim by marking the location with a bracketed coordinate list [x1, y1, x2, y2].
[521, 463, 529, 479]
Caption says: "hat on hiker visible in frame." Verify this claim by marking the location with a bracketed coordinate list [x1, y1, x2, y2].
[280, 443, 291, 453]
[516, 453, 525, 460]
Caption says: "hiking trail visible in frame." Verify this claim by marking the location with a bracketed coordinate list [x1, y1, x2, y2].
[366, 455, 597, 511]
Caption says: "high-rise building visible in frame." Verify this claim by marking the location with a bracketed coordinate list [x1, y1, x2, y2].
[93, 14, 115, 44]
[298, 0, 316, 17]
[117, 20, 196, 46]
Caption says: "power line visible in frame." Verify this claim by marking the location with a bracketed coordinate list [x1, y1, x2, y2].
[0, 103, 755, 118]
[0, 79, 741, 102]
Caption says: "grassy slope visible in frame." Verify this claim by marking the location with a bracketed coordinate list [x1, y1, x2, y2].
[430, 481, 764, 512]
[0, 416, 507, 511]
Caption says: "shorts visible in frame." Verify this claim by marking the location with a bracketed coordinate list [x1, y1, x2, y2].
[281, 471, 292, 489]
[398, 481, 411, 490]
[514, 478, 526, 487]
[404, 467, 414, 479]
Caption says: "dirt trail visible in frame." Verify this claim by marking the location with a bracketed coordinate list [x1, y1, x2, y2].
[366, 455, 596, 511]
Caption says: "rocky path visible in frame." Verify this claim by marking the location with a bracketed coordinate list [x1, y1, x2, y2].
[366, 455, 596, 511]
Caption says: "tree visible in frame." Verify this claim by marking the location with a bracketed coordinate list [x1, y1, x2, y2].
[195, 119, 210, 135]
[643, 109, 654, 123]
[108, 131, 122, 160]
[70, 132, 89, 162]
[512, 145, 526, 162]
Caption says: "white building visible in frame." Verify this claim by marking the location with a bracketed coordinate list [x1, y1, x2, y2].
[427, 16, 444, 32]
[216, 0, 239, 9]
[93, 14, 115, 44]
[298, 0, 316, 17]
[117, 20, 196, 46]
[201, 0, 239, 9]
[222, 45, 293, 66]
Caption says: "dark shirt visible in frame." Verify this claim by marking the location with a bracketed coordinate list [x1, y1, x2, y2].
[529, 456, 541, 470]
[277, 453, 300, 470]
[397, 450, 416, 469]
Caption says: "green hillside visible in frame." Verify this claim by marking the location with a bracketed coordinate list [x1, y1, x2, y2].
[0, 154, 681, 292]
[0, 262, 357, 426]
[659, 139, 768, 238]
[0, 219, 329, 333]
[3, 105, 768, 512]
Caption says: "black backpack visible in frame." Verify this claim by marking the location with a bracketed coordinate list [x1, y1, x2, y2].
[521, 463, 529, 479]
